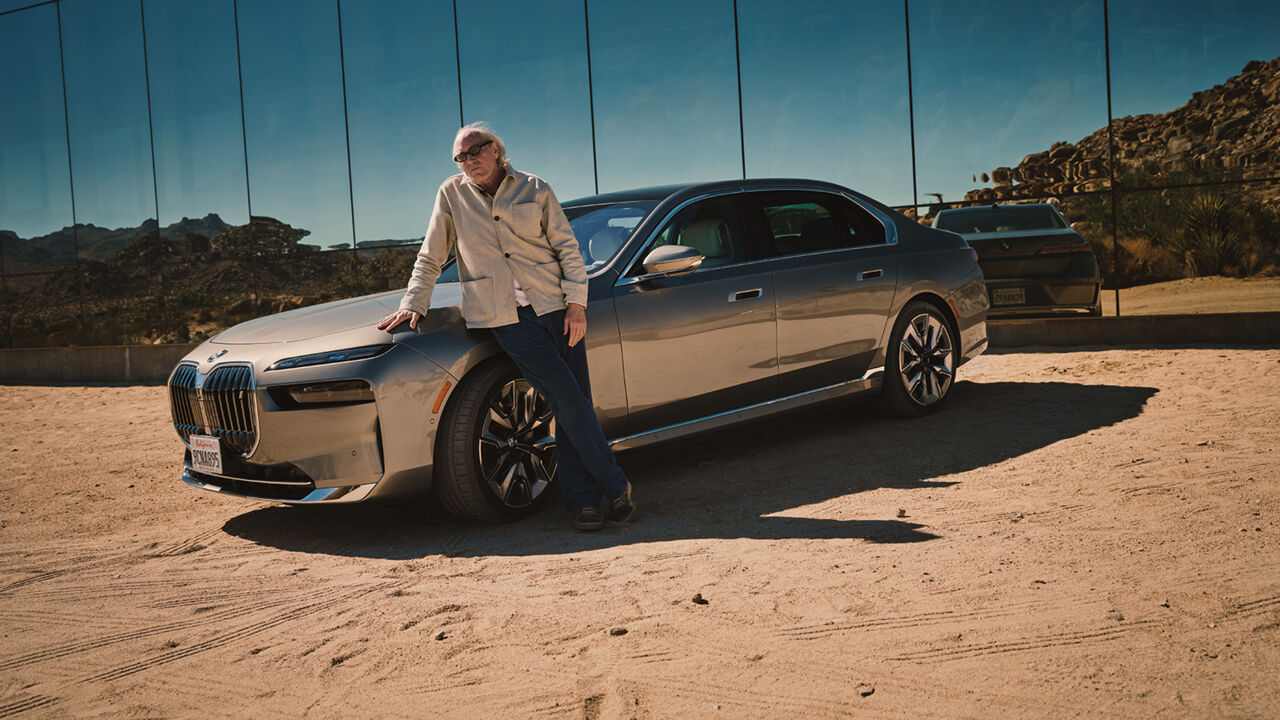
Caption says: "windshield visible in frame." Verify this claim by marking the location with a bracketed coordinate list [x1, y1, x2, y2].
[565, 201, 657, 271]
[437, 200, 656, 282]
[935, 206, 1066, 234]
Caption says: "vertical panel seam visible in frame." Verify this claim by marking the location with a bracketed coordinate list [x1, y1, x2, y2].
[232, 0, 253, 220]
[139, 0, 164, 326]
[904, 0, 918, 209]
[54, 0, 85, 338]
[453, 0, 463, 125]
[1103, 0, 1120, 316]
[733, 0, 745, 179]
[336, 0, 358, 260]
[584, 0, 599, 195]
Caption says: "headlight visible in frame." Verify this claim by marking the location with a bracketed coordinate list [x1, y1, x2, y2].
[265, 345, 391, 371]
[281, 380, 374, 406]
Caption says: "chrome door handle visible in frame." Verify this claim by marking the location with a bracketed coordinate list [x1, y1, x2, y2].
[858, 269, 883, 281]
[729, 288, 763, 302]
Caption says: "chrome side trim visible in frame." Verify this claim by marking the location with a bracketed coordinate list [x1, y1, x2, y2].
[609, 365, 886, 451]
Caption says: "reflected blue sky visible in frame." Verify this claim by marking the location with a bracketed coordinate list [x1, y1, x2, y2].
[61, 0, 156, 239]
[459, 0, 596, 201]
[144, 0, 249, 233]
[1109, 0, 1280, 118]
[738, 0, 913, 205]
[342, 0, 459, 245]
[1, 0, 1278, 252]
[0, 3, 72, 242]
[910, 0, 1109, 204]
[238, 0, 352, 249]
[590, 0, 742, 192]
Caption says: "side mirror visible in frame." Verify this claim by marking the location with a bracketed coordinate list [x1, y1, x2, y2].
[641, 245, 703, 276]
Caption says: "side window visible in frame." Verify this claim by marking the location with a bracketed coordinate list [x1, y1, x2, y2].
[630, 196, 748, 274]
[752, 191, 885, 256]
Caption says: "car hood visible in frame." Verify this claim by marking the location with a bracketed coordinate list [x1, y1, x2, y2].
[213, 284, 463, 344]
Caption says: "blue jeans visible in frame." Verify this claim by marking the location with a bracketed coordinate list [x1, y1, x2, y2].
[490, 305, 628, 513]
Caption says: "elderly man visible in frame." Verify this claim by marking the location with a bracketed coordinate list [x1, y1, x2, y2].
[377, 123, 634, 531]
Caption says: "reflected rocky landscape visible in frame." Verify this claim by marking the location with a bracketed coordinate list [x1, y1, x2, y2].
[3, 58, 1279, 347]
[908, 57, 1280, 296]
[0, 216, 417, 348]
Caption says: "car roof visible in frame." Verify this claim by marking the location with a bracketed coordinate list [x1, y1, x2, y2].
[561, 177, 864, 208]
[937, 203, 1055, 215]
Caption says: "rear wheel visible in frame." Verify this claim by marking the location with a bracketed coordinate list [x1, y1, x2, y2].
[433, 360, 558, 522]
[877, 301, 957, 418]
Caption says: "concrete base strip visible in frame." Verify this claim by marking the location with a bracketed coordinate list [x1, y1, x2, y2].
[1, 312, 1278, 384]
[0, 344, 198, 385]
[989, 311, 1280, 348]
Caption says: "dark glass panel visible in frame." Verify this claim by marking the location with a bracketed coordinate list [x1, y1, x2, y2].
[589, 0, 742, 192]
[737, 0, 913, 205]
[0, 3, 75, 272]
[457, 0, 595, 200]
[356, 246, 418, 296]
[0, 2, 45, 14]
[1108, 0, 1280, 188]
[60, 0, 157, 262]
[238, 0, 353, 252]
[341, 0, 460, 250]
[143, 0, 251, 246]
[2, 270, 81, 347]
[1113, 181, 1280, 315]
[909, 1, 1110, 206]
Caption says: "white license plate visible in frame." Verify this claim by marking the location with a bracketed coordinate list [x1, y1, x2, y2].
[189, 434, 223, 475]
[992, 287, 1026, 306]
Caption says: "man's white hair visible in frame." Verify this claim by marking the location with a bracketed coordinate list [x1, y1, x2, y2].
[455, 121, 510, 170]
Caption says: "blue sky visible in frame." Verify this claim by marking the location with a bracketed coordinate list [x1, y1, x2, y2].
[1, 0, 1277, 243]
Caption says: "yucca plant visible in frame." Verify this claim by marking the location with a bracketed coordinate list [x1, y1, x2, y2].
[1172, 193, 1241, 277]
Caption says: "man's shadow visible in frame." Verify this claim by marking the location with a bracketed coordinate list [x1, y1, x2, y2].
[222, 380, 1157, 557]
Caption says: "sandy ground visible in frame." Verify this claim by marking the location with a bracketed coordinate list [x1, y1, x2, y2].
[1, 347, 1278, 719]
[1100, 275, 1280, 316]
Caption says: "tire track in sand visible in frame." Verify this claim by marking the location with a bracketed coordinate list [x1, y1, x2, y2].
[888, 618, 1158, 663]
[80, 581, 403, 683]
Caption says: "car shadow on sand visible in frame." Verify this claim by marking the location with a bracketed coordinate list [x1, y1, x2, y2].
[221, 380, 1157, 558]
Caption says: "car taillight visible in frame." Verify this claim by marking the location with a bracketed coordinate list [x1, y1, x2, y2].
[1039, 239, 1091, 254]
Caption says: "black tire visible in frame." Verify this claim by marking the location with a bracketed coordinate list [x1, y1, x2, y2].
[876, 300, 958, 418]
[432, 359, 558, 522]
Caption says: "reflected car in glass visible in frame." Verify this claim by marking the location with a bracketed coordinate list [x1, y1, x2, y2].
[932, 203, 1101, 317]
[167, 179, 989, 522]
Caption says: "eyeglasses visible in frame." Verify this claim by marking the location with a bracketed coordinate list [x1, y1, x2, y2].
[453, 140, 493, 163]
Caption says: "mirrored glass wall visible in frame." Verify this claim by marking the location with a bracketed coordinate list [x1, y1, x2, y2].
[1, 0, 1277, 347]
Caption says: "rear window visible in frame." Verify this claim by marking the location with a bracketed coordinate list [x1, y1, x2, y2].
[935, 206, 1066, 234]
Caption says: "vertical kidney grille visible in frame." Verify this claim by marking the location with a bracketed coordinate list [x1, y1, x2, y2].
[169, 364, 257, 455]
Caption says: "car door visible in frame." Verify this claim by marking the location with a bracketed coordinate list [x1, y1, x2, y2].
[746, 189, 899, 395]
[612, 193, 778, 434]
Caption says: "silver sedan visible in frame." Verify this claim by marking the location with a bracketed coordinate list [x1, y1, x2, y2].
[168, 179, 989, 522]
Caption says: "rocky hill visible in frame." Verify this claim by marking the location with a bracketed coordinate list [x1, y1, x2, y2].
[965, 56, 1280, 203]
[0, 213, 233, 273]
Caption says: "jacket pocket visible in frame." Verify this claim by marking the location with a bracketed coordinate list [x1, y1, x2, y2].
[459, 277, 497, 324]
[509, 201, 543, 239]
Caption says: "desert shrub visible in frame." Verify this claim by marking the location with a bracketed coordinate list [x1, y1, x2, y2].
[1174, 194, 1241, 276]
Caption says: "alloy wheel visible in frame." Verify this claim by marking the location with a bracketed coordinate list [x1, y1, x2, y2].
[477, 378, 557, 508]
[897, 312, 955, 406]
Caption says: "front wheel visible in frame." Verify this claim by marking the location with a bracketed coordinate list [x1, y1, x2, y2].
[876, 301, 958, 418]
[433, 360, 558, 522]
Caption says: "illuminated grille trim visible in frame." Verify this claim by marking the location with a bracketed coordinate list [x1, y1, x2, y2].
[168, 362, 258, 455]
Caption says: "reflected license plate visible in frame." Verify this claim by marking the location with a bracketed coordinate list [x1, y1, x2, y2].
[992, 287, 1026, 306]
[190, 434, 223, 475]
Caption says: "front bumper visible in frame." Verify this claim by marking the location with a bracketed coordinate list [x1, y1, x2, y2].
[170, 341, 459, 505]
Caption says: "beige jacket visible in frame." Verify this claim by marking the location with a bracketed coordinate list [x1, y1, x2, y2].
[398, 168, 588, 329]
